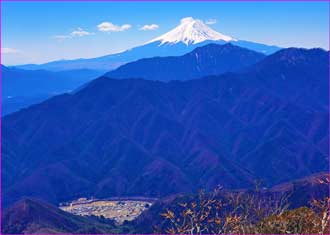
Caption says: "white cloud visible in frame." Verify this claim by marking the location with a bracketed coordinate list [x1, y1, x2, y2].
[121, 24, 131, 31]
[54, 28, 93, 41]
[97, 22, 131, 32]
[70, 28, 92, 37]
[205, 19, 217, 25]
[139, 24, 159, 31]
[54, 35, 71, 40]
[2, 47, 20, 54]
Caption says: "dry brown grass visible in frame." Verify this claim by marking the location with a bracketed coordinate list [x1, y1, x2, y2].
[158, 176, 330, 234]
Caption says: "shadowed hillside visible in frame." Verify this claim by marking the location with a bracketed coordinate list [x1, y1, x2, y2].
[2, 198, 116, 234]
[3, 47, 329, 207]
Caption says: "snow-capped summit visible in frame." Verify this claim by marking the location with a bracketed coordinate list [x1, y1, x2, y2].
[148, 17, 236, 45]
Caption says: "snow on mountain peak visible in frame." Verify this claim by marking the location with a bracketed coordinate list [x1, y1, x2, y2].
[148, 17, 236, 46]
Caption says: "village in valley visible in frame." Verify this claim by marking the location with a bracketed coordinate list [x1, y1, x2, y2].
[59, 197, 155, 224]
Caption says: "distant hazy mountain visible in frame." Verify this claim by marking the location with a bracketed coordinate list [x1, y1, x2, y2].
[2, 198, 116, 234]
[2, 65, 104, 115]
[106, 43, 266, 81]
[14, 17, 280, 71]
[2, 65, 104, 97]
[3, 95, 50, 116]
[3, 47, 328, 207]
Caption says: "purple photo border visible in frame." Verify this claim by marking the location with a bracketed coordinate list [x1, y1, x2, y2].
[0, 1, 329, 235]
[1, 0, 3, 234]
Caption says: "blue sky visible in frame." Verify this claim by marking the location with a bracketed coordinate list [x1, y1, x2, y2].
[2, 1, 329, 65]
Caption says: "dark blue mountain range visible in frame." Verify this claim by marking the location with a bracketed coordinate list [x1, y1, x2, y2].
[2, 45, 328, 207]
[106, 43, 265, 81]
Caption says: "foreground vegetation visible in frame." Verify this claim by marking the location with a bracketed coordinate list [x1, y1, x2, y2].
[157, 177, 330, 234]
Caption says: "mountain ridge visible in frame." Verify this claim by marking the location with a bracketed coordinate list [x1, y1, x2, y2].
[3, 47, 328, 207]
[106, 43, 266, 81]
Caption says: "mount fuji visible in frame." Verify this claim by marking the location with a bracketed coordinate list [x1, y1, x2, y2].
[147, 17, 236, 45]
[15, 17, 281, 72]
